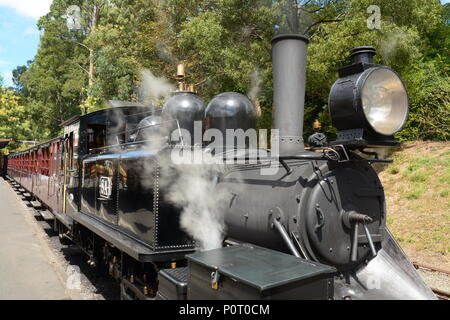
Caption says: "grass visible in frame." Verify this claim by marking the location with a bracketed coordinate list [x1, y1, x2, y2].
[406, 179, 425, 200]
[378, 141, 450, 269]
[387, 216, 394, 226]
[437, 167, 450, 185]
[439, 189, 449, 197]
[409, 171, 428, 183]
[387, 166, 400, 175]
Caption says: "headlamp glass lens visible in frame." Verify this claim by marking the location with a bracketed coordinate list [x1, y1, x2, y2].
[361, 68, 408, 135]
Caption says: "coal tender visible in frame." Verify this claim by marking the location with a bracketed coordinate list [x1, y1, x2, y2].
[169, 34, 436, 300]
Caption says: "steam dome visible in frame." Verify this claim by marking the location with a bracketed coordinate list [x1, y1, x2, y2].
[205, 92, 256, 133]
[130, 115, 166, 144]
[162, 92, 205, 145]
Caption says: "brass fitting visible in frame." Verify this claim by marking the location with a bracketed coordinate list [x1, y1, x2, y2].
[313, 119, 322, 131]
[177, 63, 185, 79]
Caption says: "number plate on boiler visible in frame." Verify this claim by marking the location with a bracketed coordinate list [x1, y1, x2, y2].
[99, 176, 112, 200]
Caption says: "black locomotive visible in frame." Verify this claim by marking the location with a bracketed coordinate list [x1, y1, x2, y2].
[5, 34, 436, 300]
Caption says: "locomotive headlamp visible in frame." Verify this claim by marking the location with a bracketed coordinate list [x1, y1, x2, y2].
[328, 46, 409, 147]
[360, 68, 408, 135]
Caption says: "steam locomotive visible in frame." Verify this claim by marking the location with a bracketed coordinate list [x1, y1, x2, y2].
[4, 34, 436, 300]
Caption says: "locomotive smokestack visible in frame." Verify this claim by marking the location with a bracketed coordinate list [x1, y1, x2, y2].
[350, 46, 376, 64]
[271, 34, 309, 154]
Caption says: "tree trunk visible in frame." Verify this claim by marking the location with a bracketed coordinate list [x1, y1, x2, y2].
[88, 4, 99, 88]
[290, 0, 299, 33]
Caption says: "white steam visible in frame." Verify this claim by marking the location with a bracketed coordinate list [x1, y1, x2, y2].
[247, 69, 261, 103]
[160, 151, 229, 251]
[138, 69, 174, 108]
[379, 32, 405, 61]
[138, 121, 231, 251]
[135, 67, 234, 251]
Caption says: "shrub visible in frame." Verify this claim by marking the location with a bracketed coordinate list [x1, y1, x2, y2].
[397, 59, 449, 141]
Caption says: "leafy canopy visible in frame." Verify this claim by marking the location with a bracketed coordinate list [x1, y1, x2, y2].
[5, 0, 448, 151]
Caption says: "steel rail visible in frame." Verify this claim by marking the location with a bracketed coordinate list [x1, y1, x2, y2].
[412, 261, 450, 275]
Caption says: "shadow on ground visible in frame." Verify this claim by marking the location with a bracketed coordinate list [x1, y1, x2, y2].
[31, 208, 120, 300]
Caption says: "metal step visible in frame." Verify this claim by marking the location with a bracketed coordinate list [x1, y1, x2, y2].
[31, 200, 42, 208]
[38, 209, 54, 221]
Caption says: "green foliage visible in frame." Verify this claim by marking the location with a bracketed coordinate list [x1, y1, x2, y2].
[18, 0, 89, 138]
[6, 0, 449, 143]
[0, 89, 35, 151]
[397, 59, 449, 141]
[87, 0, 158, 102]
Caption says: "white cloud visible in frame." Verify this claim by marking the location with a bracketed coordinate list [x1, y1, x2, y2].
[0, 0, 52, 19]
[0, 60, 10, 65]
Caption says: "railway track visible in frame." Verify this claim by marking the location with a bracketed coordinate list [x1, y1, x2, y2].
[412, 261, 450, 300]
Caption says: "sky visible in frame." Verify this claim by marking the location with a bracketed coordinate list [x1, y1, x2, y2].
[0, 0, 52, 87]
[0, 0, 449, 88]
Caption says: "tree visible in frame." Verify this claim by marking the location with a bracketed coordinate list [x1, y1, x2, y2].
[11, 0, 448, 143]
[302, 0, 447, 139]
[0, 89, 33, 152]
[20, 0, 91, 136]
[86, 0, 158, 104]
[11, 60, 33, 95]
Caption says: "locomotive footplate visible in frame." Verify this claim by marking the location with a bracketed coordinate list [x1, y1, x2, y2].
[53, 210, 73, 228]
[71, 211, 193, 262]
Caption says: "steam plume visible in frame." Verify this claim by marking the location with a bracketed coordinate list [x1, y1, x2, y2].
[138, 123, 232, 251]
[138, 69, 174, 108]
[160, 151, 229, 251]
